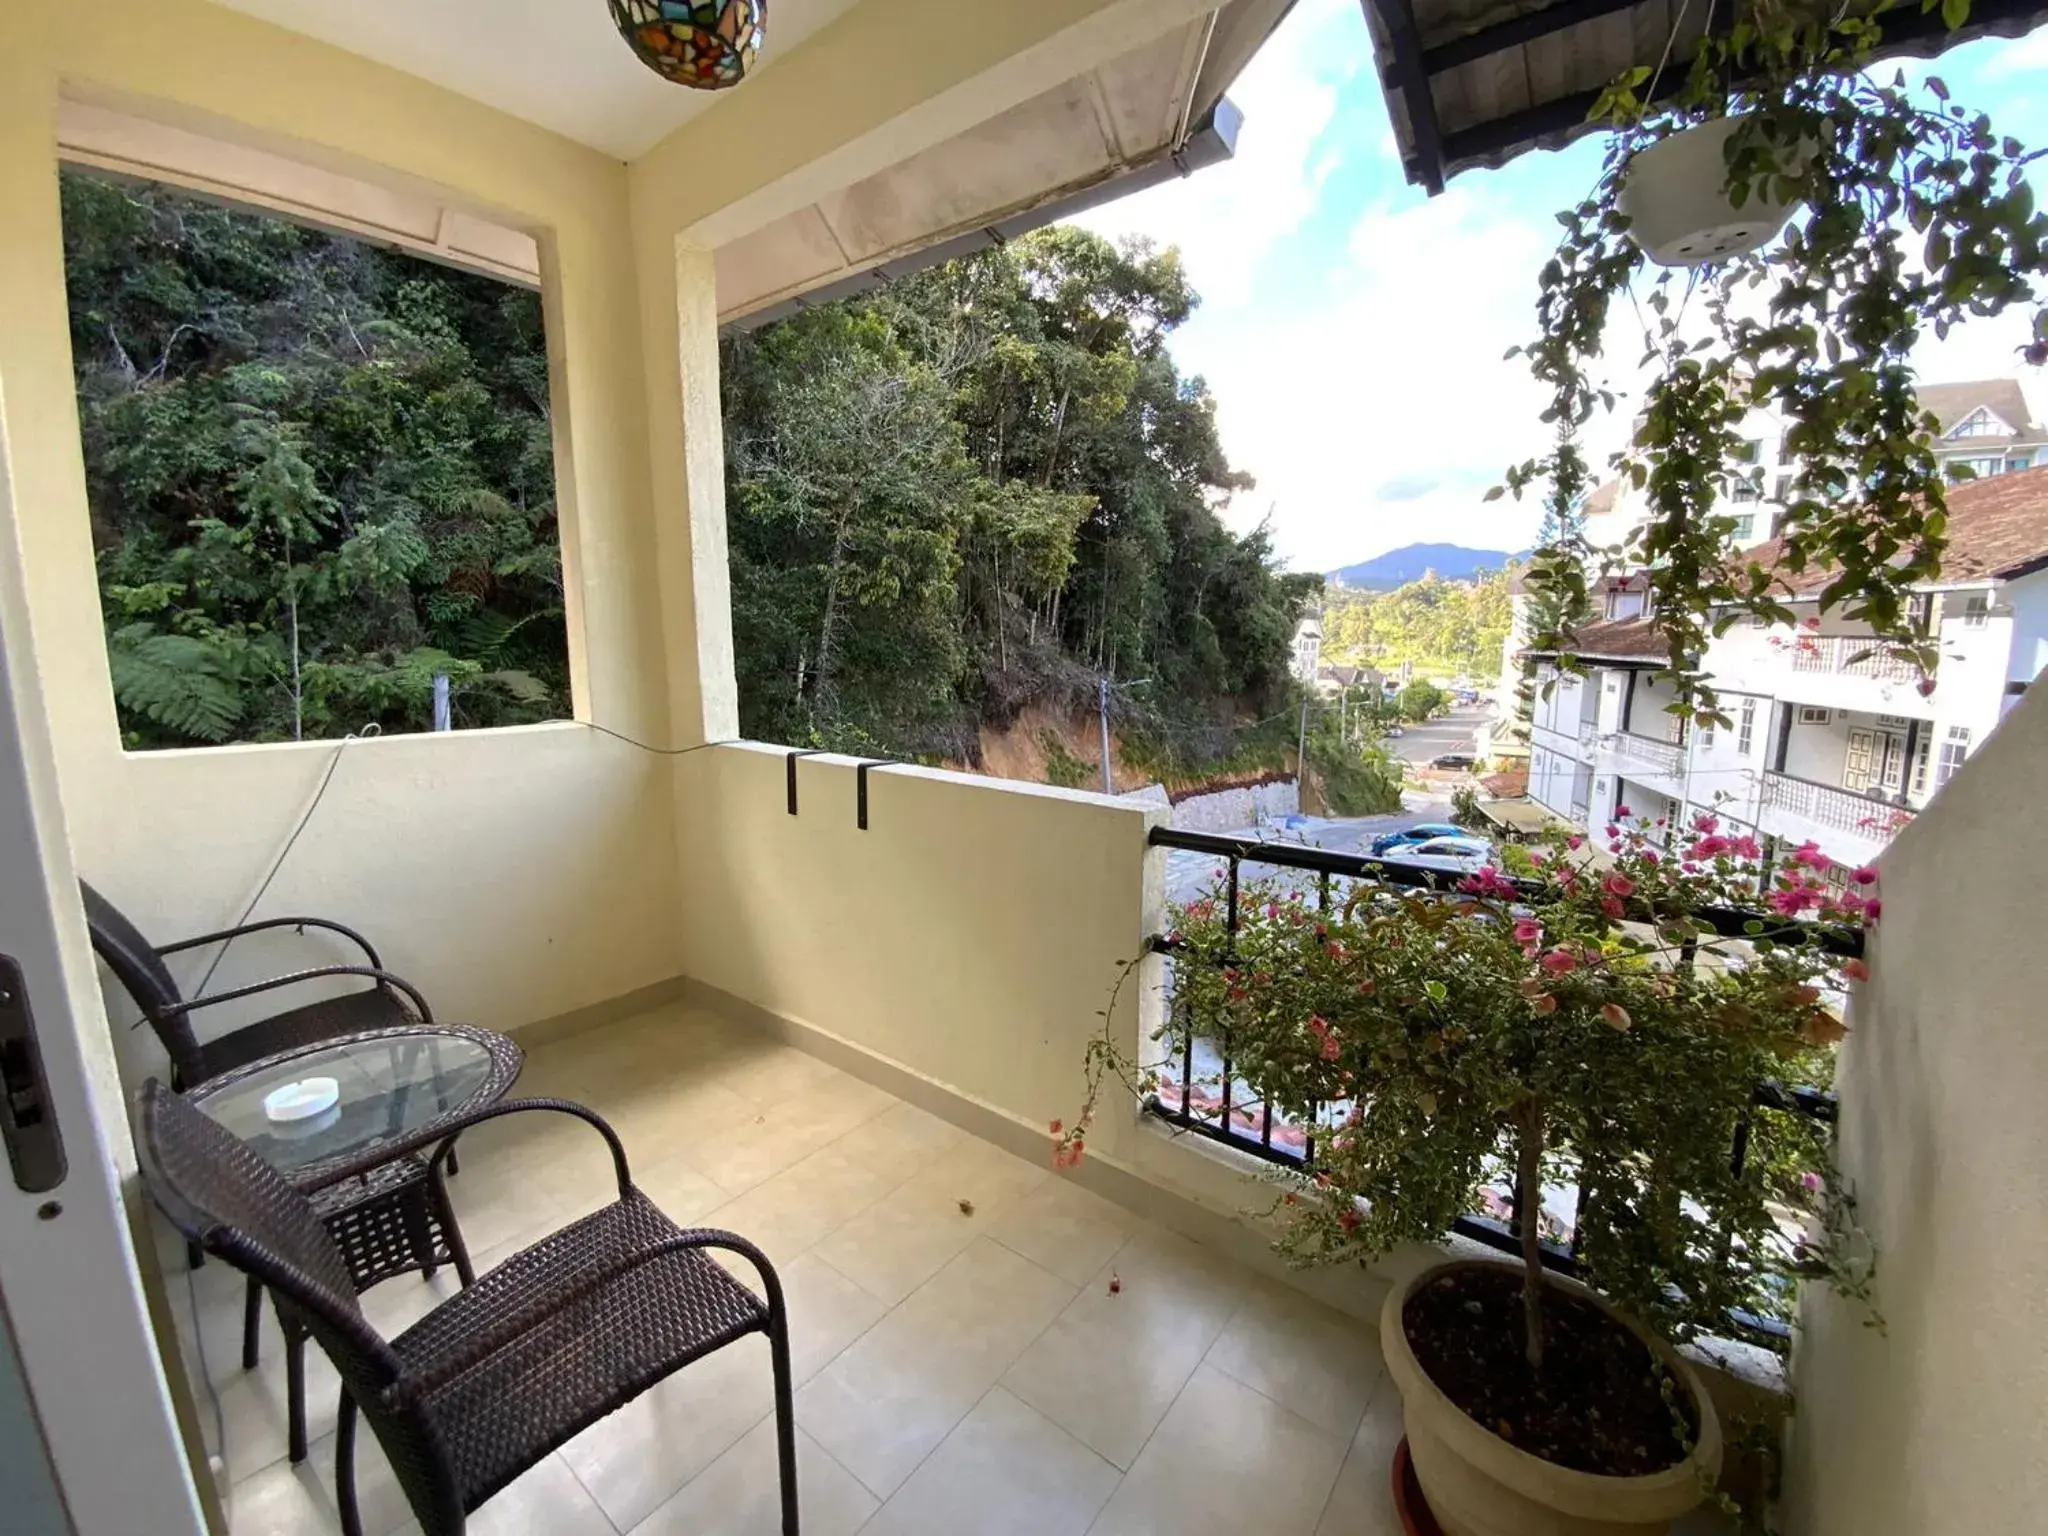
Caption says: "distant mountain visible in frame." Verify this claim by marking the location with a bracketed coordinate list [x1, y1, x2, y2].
[1326, 543, 1514, 591]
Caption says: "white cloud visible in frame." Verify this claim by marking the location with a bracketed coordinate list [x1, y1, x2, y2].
[1071, 0, 1356, 308]
[1066, 5, 2048, 577]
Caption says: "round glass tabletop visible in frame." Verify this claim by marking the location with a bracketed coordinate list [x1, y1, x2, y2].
[189, 1026, 517, 1181]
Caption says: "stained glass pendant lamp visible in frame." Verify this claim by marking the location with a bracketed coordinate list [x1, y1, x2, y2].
[609, 0, 765, 89]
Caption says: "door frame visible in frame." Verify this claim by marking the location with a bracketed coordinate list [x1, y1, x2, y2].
[0, 386, 206, 1532]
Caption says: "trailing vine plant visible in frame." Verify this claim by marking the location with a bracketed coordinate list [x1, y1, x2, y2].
[1499, 0, 2048, 721]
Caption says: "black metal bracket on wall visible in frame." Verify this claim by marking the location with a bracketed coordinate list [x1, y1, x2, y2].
[784, 749, 824, 816]
[856, 760, 900, 831]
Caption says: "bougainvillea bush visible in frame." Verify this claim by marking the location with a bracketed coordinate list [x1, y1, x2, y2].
[1065, 810, 1876, 1361]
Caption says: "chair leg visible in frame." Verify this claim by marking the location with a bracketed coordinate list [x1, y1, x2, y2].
[285, 1319, 309, 1466]
[187, 1239, 206, 1272]
[336, 1390, 362, 1536]
[427, 1164, 475, 1287]
[241, 1279, 263, 1371]
[768, 1311, 800, 1536]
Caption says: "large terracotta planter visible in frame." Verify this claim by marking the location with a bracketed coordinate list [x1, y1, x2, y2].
[1380, 1260, 1721, 1536]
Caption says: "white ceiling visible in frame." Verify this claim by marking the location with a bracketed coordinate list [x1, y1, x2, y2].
[209, 0, 862, 160]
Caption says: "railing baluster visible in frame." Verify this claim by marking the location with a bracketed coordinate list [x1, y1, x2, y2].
[1141, 827, 1839, 1350]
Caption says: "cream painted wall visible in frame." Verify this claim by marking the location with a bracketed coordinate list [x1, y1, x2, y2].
[0, 0, 687, 1039]
[1782, 680, 2048, 1535]
[673, 744, 1167, 1161]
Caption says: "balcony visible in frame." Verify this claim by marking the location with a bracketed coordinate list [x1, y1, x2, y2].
[188, 1000, 1408, 1536]
[1760, 772, 1916, 868]
[5, 2, 2047, 1535]
[1600, 730, 1689, 799]
[1758, 633, 1937, 716]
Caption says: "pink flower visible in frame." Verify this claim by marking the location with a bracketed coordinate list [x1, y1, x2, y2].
[1769, 887, 1822, 916]
[1917, 676, 1937, 698]
[1864, 898, 1883, 922]
[1604, 873, 1636, 897]
[1640, 849, 1661, 866]
[1048, 1119, 1063, 1135]
[1681, 860, 1700, 873]
[1843, 958, 1870, 982]
[1793, 841, 1831, 871]
[1851, 866, 1878, 886]
[1730, 835, 1763, 860]
[1601, 1002, 1633, 1031]
[1308, 1015, 1330, 1036]
[1566, 833, 1585, 850]
[1457, 867, 1517, 898]
[1601, 895, 1626, 919]
[1539, 948, 1577, 975]
[1513, 918, 1544, 946]
[1054, 1138, 1086, 1170]
[1694, 813, 1721, 835]
[1339, 1209, 1361, 1233]
[1690, 835, 1730, 859]
[1319, 1032, 1343, 1062]
[1615, 805, 1633, 819]
[1529, 991, 1559, 1015]
[1802, 616, 1822, 630]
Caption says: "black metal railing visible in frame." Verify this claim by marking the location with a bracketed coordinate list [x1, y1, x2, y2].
[1145, 826, 1845, 1342]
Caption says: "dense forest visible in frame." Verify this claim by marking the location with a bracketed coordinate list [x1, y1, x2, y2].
[62, 171, 567, 748]
[63, 174, 1318, 779]
[1321, 570, 1514, 683]
[720, 227, 1319, 767]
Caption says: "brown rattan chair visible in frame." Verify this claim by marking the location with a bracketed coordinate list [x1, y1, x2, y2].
[83, 881, 470, 1462]
[135, 1081, 800, 1536]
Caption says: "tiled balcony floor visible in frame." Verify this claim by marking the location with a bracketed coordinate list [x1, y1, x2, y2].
[172, 1002, 1728, 1535]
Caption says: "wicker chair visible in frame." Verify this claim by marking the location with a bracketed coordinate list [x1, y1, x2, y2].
[80, 881, 433, 1088]
[135, 1082, 800, 1536]
[83, 881, 468, 1462]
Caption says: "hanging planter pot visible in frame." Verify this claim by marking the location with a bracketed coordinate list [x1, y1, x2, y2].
[609, 0, 765, 90]
[1618, 115, 1798, 267]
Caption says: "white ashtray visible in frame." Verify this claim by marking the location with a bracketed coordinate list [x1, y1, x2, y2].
[263, 1077, 340, 1124]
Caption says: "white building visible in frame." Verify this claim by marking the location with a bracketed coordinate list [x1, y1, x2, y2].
[1520, 463, 2048, 874]
[1290, 613, 1323, 684]
[1585, 378, 2048, 555]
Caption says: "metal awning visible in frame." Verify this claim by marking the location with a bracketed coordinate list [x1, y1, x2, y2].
[1359, 0, 2048, 194]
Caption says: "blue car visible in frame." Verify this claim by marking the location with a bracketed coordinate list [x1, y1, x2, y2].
[1370, 822, 1467, 856]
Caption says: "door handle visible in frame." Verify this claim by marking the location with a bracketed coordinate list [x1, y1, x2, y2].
[0, 955, 66, 1193]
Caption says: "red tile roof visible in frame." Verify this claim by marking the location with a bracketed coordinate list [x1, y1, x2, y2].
[1522, 616, 1669, 664]
[1749, 464, 2048, 596]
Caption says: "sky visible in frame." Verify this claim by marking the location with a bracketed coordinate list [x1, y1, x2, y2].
[1070, 0, 2048, 576]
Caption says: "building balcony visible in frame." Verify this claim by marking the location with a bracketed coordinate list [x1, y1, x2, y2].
[1745, 633, 1938, 717]
[1759, 771, 1916, 868]
[1599, 731, 1689, 800]
[1529, 717, 1599, 764]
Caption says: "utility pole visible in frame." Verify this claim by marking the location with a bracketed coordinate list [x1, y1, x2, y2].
[1099, 676, 1115, 796]
[1297, 695, 1310, 793]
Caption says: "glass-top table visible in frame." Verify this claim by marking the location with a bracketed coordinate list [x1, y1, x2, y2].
[187, 1023, 524, 1187]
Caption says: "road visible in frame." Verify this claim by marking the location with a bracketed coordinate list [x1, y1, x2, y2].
[1386, 702, 1491, 765]
[1163, 803, 1462, 906]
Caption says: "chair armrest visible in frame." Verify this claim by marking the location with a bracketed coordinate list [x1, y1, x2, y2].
[295, 1097, 633, 1197]
[392, 1225, 783, 1405]
[162, 965, 433, 1025]
[157, 915, 386, 970]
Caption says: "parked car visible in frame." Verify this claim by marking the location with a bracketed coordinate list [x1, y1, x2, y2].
[1377, 835, 1495, 875]
[1369, 822, 1467, 856]
[1430, 752, 1478, 771]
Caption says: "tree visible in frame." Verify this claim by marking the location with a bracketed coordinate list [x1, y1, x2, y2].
[1399, 680, 1446, 722]
[721, 228, 1313, 768]
[63, 171, 566, 747]
[1322, 570, 1513, 682]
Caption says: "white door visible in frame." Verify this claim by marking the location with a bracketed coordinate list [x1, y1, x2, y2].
[0, 396, 206, 1532]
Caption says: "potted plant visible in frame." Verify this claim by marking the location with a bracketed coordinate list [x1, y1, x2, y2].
[1499, 0, 2048, 720]
[1063, 811, 1874, 1534]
